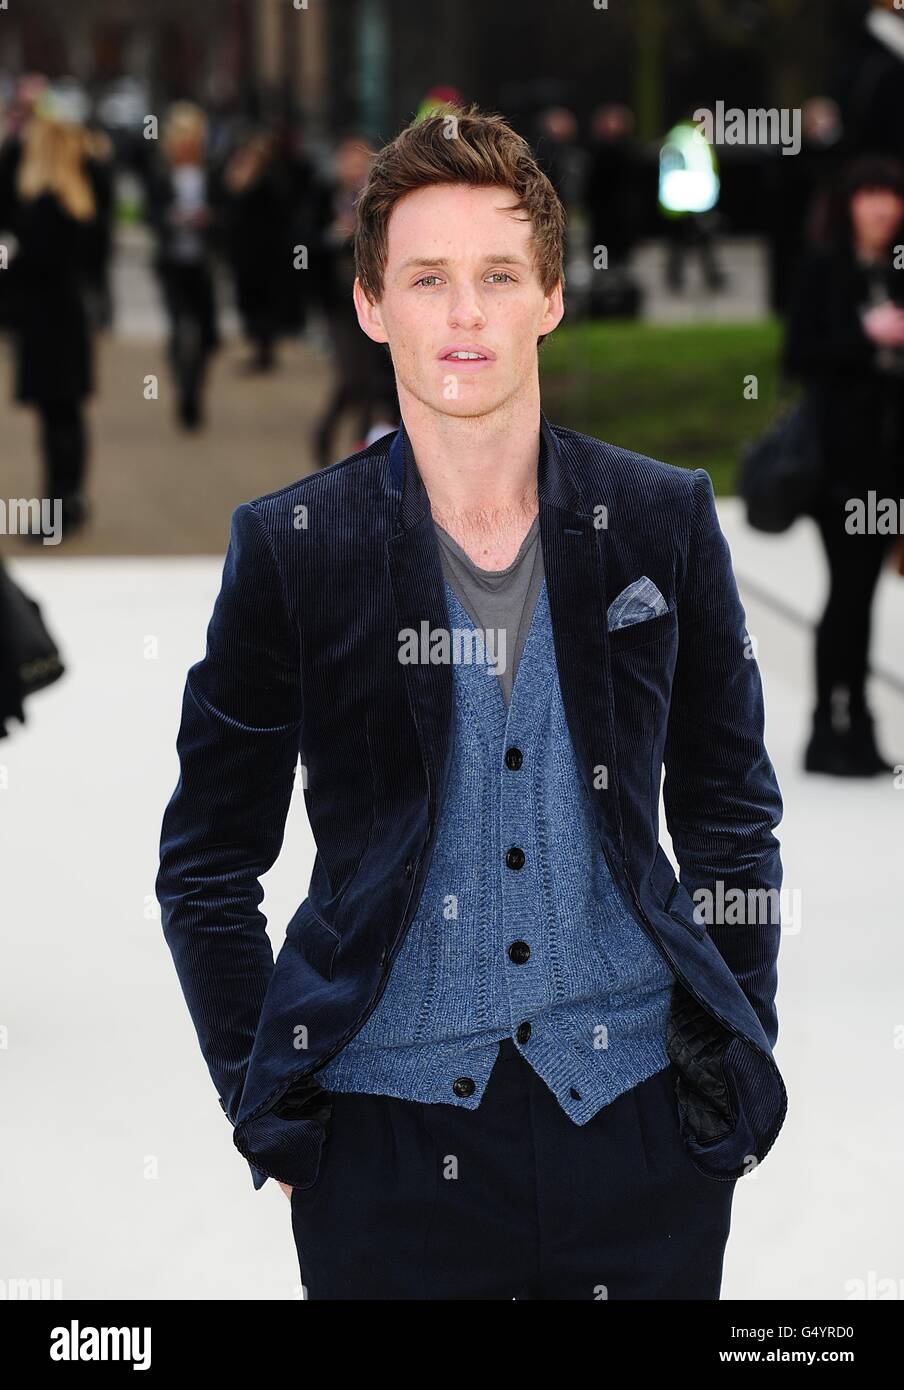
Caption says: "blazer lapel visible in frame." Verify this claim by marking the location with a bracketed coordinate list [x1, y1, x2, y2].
[536, 415, 624, 857]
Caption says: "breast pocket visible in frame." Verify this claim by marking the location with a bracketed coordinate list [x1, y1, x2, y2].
[607, 606, 678, 651]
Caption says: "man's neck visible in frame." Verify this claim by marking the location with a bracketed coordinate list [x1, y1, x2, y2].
[399, 390, 542, 569]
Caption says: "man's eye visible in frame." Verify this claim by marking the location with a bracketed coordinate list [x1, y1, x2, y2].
[415, 275, 441, 287]
[487, 272, 514, 283]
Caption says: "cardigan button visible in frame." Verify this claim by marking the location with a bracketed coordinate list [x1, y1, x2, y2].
[452, 1076, 476, 1098]
[504, 746, 523, 770]
[505, 845, 525, 870]
[516, 1021, 532, 1043]
[508, 940, 531, 965]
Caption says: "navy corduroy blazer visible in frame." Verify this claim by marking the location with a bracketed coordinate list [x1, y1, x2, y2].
[156, 411, 788, 1192]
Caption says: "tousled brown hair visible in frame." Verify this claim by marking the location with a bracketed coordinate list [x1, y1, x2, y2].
[353, 103, 566, 314]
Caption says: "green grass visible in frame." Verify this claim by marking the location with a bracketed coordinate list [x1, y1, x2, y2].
[540, 319, 789, 494]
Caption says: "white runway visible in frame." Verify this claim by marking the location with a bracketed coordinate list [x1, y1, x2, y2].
[2, 501, 903, 1300]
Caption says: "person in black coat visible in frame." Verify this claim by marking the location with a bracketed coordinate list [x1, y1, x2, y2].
[220, 126, 297, 372]
[0, 115, 107, 538]
[309, 136, 399, 469]
[783, 154, 904, 776]
[143, 102, 221, 430]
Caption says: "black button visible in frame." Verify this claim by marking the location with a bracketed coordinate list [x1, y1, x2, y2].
[508, 940, 531, 965]
[516, 1021, 531, 1043]
[504, 746, 523, 770]
[570, 1086, 581, 1100]
[379, 944, 389, 966]
[505, 846, 525, 870]
[452, 1076, 475, 1097]
[404, 858, 413, 878]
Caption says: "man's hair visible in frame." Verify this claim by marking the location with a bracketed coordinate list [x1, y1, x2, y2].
[353, 102, 566, 320]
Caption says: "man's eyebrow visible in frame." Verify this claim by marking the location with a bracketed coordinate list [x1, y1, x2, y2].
[395, 253, 531, 273]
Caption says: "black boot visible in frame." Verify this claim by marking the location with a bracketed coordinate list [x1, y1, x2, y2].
[846, 708, 897, 776]
[803, 709, 854, 776]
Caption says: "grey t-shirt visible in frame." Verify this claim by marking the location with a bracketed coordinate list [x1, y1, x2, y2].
[433, 515, 543, 706]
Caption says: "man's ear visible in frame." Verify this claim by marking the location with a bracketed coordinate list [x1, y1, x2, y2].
[353, 277, 389, 344]
[539, 279, 565, 338]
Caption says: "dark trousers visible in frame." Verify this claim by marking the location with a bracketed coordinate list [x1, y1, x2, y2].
[813, 497, 895, 717]
[158, 262, 218, 421]
[36, 399, 86, 502]
[290, 1038, 737, 1300]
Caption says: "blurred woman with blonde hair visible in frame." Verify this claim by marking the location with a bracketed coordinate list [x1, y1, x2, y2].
[0, 112, 107, 539]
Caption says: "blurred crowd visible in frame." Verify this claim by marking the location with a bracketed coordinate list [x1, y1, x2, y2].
[2, 0, 904, 777]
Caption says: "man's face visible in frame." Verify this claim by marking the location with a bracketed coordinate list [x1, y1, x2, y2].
[354, 183, 563, 419]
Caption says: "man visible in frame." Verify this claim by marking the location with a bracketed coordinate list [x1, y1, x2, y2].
[156, 105, 787, 1301]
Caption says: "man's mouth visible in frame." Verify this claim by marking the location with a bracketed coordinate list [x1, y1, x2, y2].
[439, 346, 496, 366]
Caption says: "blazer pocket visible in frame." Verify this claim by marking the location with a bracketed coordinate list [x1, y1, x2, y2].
[287, 899, 341, 981]
[608, 606, 677, 651]
[667, 880, 708, 940]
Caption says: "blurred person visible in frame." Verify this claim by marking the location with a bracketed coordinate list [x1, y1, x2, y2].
[0, 113, 107, 538]
[79, 123, 116, 333]
[157, 105, 786, 1301]
[658, 112, 726, 294]
[0, 74, 50, 330]
[280, 121, 323, 340]
[585, 103, 643, 318]
[533, 104, 586, 299]
[0, 550, 65, 737]
[533, 105, 585, 213]
[0, 72, 49, 146]
[836, 0, 904, 161]
[144, 102, 220, 430]
[309, 134, 399, 467]
[764, 97, 843, 318]
[221, 126, 297, 372]
[784, 154, 904, 776]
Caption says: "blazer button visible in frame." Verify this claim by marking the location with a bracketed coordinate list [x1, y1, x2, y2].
[452, 1076, 476, 1097]
[508, 940, 531, 965]
[504, 746, 523, 770]
[505, 846, 525, 870]
[404, 858, 413, 878]
[516, 1021, 531, 1043]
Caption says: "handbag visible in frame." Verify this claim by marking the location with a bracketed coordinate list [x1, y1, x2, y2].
[0, 557, 65, 736]
[737, 398, 823, 533]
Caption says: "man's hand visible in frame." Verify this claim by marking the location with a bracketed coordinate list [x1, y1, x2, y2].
[278, 1181, 293, 1201]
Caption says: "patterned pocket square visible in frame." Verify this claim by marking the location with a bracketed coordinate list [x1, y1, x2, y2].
[607, 576, 670, 631]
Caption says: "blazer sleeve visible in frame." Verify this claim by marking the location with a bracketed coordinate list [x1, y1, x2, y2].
[155, 501, 302, 1189]
[662, 469, 784, 1050]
